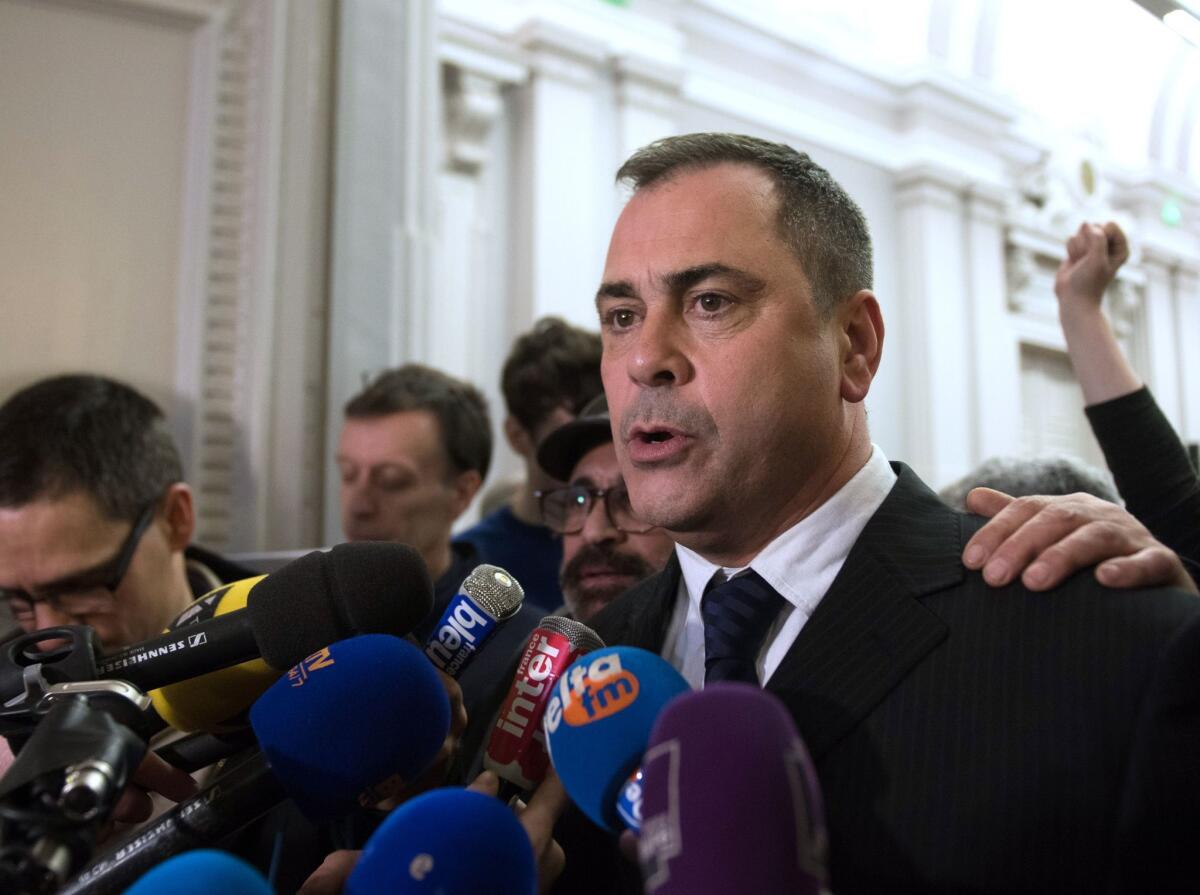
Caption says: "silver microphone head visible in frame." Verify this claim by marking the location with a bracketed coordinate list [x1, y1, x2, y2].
[539, 615, 605, 653]
[461, 564, 525, 621]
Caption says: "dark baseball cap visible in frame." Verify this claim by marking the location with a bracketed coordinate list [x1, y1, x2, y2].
[536, 393, 614, 481]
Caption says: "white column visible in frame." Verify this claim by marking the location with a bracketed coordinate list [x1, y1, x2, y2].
[428, 66, 508, 382]
[323, 0, 438, 544]
[431, 60, 526, 509]
[610, 55, 681, 237]
[1140, 250, 1183, 429]
[895, 164, 975, 488]
[259, 0, 335, 551]
[511, 23, 608, 329]
[1173, 268, 1200, 442]
[965, 185, 1022, 461]
[613, 55, 681, 164]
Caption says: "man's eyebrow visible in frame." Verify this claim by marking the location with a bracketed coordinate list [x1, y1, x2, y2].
[595, 280, 638, 307]
[661, 263, 766, 295]
[569, 476, 597, 489]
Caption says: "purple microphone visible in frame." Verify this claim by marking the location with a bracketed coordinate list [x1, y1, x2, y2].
[638, 683, 831, 895]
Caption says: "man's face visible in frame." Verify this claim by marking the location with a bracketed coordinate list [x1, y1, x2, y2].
[598, 163, 847, 545]
[337, 411, 470, 563]
[559, 442, 674, 621]
[0, 491, 180, 649]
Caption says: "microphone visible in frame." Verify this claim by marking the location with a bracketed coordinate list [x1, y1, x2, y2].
[345, 788, 536, 894]
[638, 684, 830, 895]
[484, 616, 604, 793]
[123, 850, 272, 895]
[423, 564, 524, 678]
[138, 542, 432, 732]
[152, 729, 256, 774]
[60, 634, 450, 894]
[543, 646, 690, 833]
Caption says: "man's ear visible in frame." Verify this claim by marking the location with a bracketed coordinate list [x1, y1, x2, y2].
[161, 483, 195, 553]
[504, 416, 534, 459]
[838, 290, 884, 404]
[448, 469, 484, 519]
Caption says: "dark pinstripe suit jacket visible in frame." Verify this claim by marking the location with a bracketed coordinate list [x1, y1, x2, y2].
[576, 463, 1200, 894]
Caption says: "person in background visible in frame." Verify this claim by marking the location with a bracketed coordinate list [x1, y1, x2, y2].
[0, 374, 251, 824]
[0, 374, 251, 650]
[457, 318, 603, 612]
[535, 394, 673, 621]
[939, 454, 1118, 511]
[338, 364, 495, 601]
[1031, 220, 1198, 582]
[336, 363, 539, 742]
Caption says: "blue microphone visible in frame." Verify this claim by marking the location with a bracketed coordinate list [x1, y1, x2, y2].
[543, 646, 690, 833]
[423, 564, 525, 677]
[123, 850, 272, 894]
[346, 788, 536, 895]
[249, 633, 452, 819]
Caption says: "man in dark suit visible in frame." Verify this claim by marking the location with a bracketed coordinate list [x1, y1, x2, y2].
[577, 133, 1200, 894]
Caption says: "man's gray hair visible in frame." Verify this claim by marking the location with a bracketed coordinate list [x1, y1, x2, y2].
[615, 132, 873, 315]
[939, 455, 1120, 511]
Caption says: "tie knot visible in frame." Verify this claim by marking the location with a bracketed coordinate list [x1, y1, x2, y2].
[701, 570, 785, 685]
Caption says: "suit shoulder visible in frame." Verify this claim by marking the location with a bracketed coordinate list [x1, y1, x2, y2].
[942, 564, 1200, 660]
[588, 570, 669, 647]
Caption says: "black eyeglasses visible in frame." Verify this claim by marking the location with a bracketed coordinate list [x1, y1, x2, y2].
[535, 484, 655, 535]
[0, 500, 159, 621]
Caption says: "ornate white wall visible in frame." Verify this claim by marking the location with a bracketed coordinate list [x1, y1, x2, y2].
[3, 0, 1197, 550]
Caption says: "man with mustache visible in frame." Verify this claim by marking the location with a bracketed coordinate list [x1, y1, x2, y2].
[535, 394, 674, 621]
[564, 133, 1200, 894]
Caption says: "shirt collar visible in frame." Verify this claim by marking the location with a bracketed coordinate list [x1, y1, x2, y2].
[675, 446, 897, 615]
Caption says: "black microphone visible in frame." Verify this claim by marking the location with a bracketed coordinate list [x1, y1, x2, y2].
[1, 543, 434, 741]
[97, 542, 432, 694]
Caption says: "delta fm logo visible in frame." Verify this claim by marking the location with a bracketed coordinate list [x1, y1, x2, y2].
[544, 652, 640, 733]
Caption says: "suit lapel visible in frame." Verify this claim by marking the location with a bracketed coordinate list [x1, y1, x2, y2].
[620, 553, 681, 651]
[766, 464, 959, 760]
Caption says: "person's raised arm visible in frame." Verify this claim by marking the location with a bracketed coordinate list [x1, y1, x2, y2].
[1055, 221, 1142, 405]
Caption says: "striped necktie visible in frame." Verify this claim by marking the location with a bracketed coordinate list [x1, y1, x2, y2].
[701, 569, 785, 685]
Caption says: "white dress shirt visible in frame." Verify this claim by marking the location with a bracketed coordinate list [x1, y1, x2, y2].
[663, 446, 897, 690]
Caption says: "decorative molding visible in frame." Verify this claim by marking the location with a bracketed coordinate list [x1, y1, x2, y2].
[443, 65, 506, 175]
[516, 20, 606, 87]
[1107, 278, 1143, 339]
[895, 163, 966, 212]
[94, 0, 225, 26]
[179, 0, 276, 550]
[1005, 244, 1036, 313]
[613, 53, 682, 116]
[439, 15, 528, 86]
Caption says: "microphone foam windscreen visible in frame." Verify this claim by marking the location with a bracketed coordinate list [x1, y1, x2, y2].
[249, 634, 450, 820]
[346, 788, 536, 895]
[544, 646, 690, 832]
[638, 683, 830, 895]
[123, 849, 272, 895]
[248, 542, 433, 668]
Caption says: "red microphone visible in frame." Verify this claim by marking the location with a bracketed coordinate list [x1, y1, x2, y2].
[484, 616, 603, 792]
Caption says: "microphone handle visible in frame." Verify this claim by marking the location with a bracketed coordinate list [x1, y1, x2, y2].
[59, 752, 285, 895]
[154, 730, 256, 775]
[94, 612, 262, 692]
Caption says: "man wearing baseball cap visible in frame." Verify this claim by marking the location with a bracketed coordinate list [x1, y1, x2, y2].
[536, 394, 673, 621]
